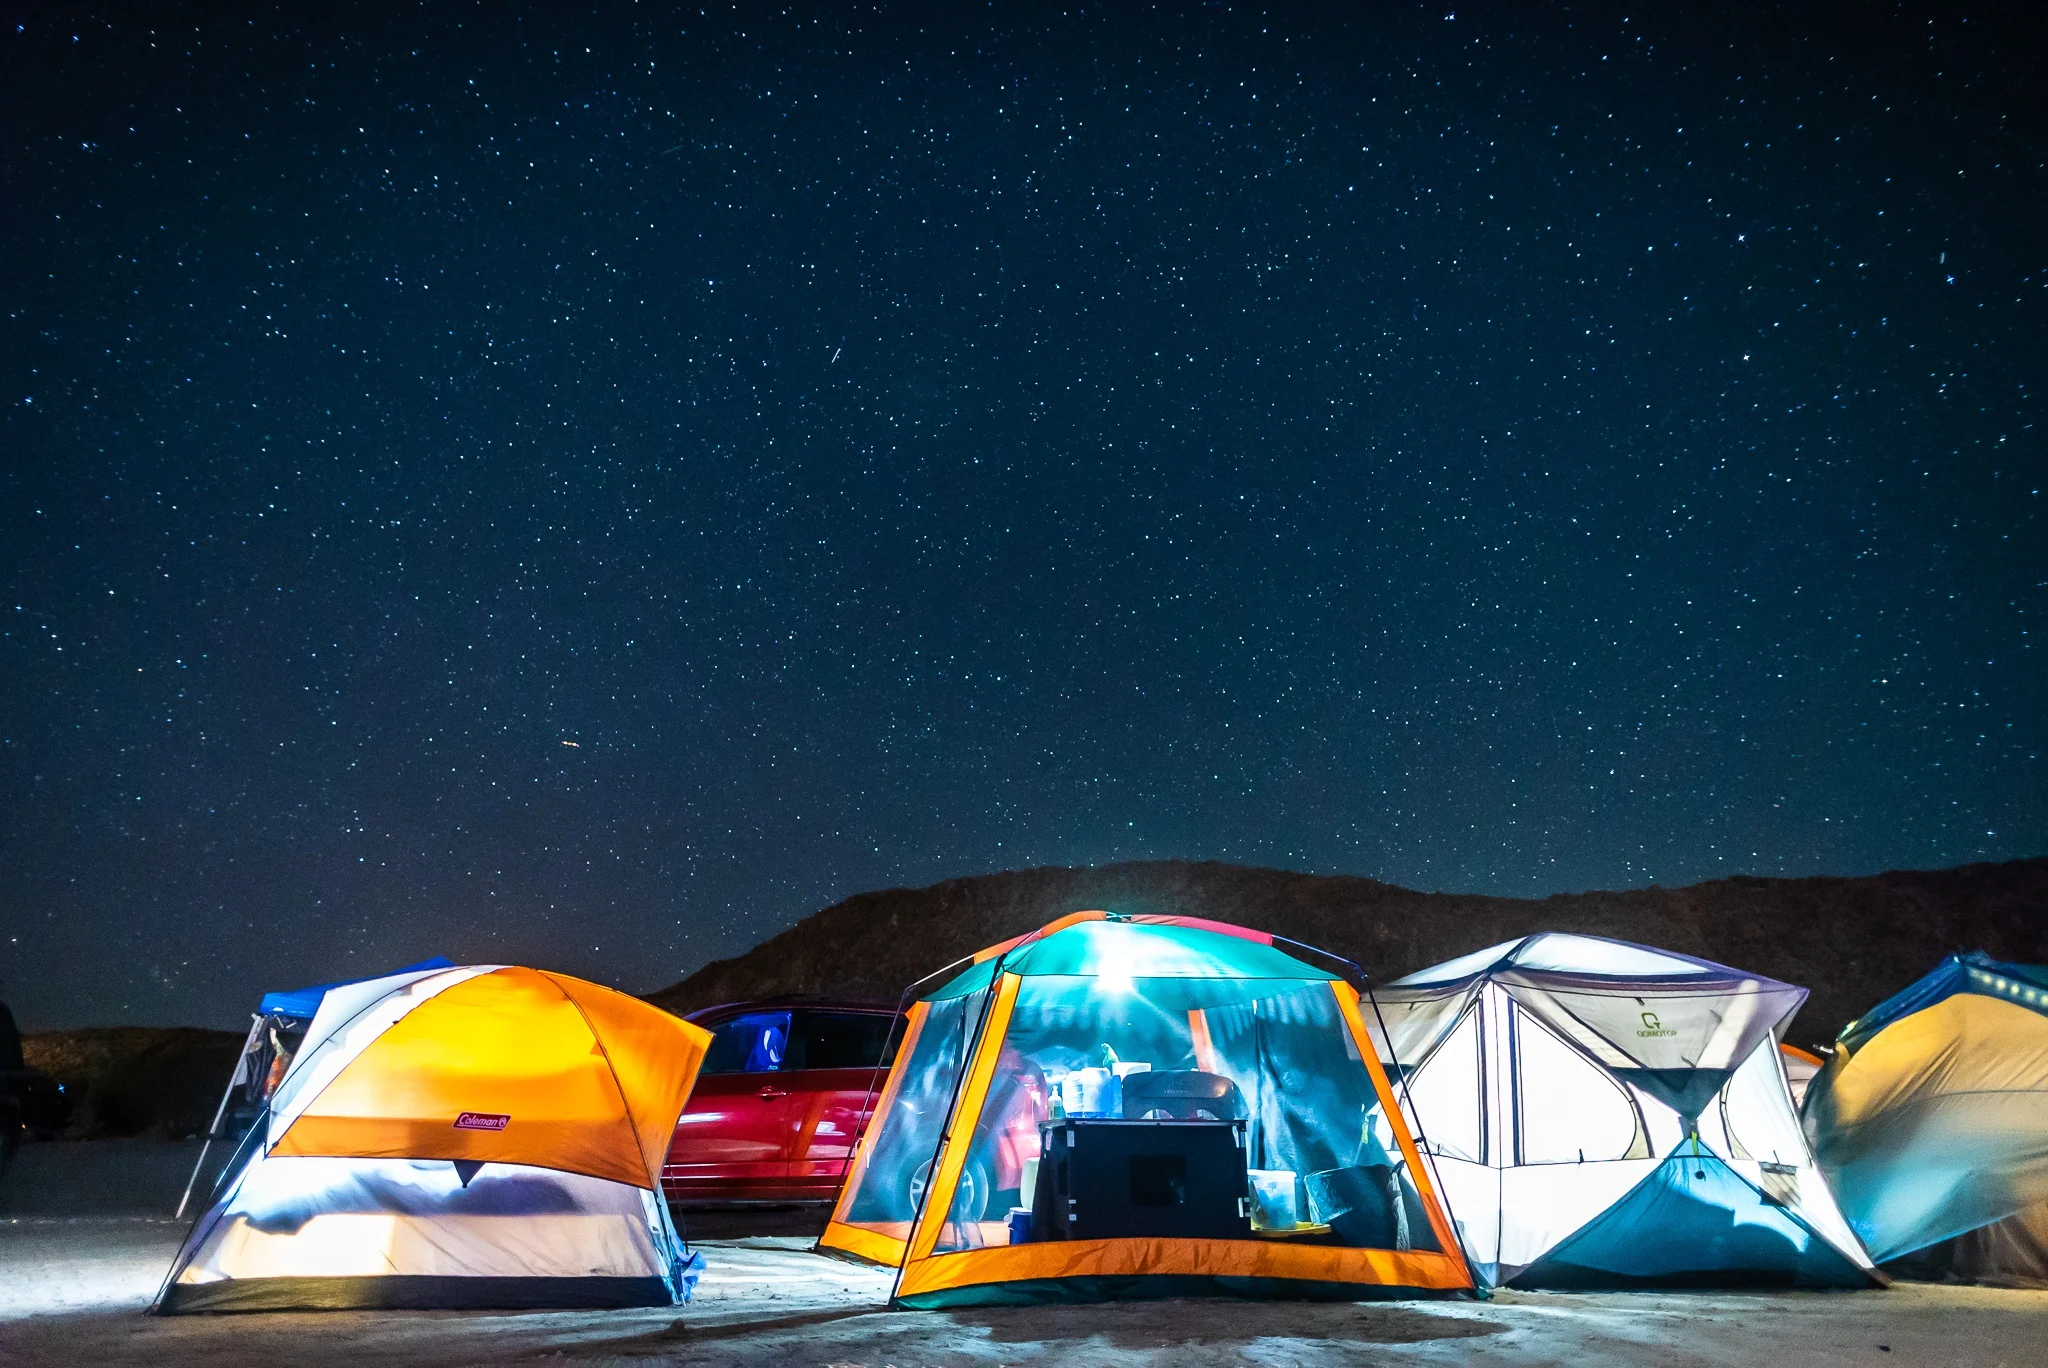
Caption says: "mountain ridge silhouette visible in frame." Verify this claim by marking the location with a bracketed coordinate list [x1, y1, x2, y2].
[645, 857, 2048, 1046]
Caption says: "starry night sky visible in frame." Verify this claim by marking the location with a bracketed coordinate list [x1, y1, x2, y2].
[3, 4, 2043, 1029]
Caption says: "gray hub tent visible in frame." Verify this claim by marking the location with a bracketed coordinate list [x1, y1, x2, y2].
[1374, 933, 1879, 1289]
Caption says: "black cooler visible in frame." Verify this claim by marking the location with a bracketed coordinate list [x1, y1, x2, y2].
[1029, 1118, 1251, 1242]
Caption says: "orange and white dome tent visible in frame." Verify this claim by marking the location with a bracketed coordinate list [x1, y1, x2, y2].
[154, 964, 711, 1312]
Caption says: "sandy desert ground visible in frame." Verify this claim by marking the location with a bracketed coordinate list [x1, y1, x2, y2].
[4, 1139, 2047, 1367]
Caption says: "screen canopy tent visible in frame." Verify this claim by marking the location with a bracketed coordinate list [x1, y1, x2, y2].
[1374, 933, 1877, 1290]
[1804, 952, 2048, 1286]
[818, 911, 1474, 1307]
[155, 963, 712, 1312]
[175, 956, 457, 1218]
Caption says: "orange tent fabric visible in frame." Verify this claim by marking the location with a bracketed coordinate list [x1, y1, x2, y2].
[270, 966, 709, 1191]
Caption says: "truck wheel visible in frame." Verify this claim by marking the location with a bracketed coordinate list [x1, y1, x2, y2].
[907, 1156, 992, 1223]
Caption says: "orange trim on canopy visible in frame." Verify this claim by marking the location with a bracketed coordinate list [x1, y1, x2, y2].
[894, 1234, 1471, 1299]
[969, 933, 1033, 965]
[905, 972, 1022, 1265]
[270, 966, 710, 1191]
[971, 911, 1104, 963]
[819, 1001, 933, 1265]
[1779, 1042, 1825, 1068]
[1188, 1008, 1220, 1074]
[817, 1220, 914, 1268]
[1125, 914, 1274, 945]
[1330, 980, 1464, 1263]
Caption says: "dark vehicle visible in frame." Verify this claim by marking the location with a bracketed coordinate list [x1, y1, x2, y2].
[1, 999, 73, 1171]
[661, 996, 904, 1205]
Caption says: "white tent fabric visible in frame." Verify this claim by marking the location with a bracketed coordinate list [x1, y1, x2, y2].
[173, 958, 465, 1221]
[161, 1152, 682, 1311]
[267, 965, 495, 1145]
[1381, 933, 1810, 1119]
[1376, 935, 1876, 1289]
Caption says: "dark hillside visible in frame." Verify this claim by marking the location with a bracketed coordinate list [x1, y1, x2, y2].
[645, 858, 2048, 1047]
[23, 1026, 243, 1139]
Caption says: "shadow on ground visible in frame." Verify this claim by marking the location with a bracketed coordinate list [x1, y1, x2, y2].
[668, 1204, 831, 1241]
[959, 1299, 1504, 1347]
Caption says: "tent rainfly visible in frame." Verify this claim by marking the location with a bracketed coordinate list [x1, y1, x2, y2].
[1804, 952, 2048, 1287]
[818, 911, 1475, 1307]
[154, 964, 711, 1312]
[1374, 933, 1879, 1290]
[175, 956, 457, 1218]
[1780, 1044, 1826, 1110]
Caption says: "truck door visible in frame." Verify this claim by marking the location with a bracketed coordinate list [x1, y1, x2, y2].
[662, 1010, 794, 1201]
[783, 1010, 901, 1197]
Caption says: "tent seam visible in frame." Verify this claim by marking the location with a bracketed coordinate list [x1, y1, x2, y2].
[539, 970, 661, 1191]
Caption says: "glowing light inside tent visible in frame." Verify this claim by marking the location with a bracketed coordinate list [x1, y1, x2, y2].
[199, 1213, 410, 1280]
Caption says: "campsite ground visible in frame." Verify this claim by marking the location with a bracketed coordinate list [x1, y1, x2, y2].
[4, 1140, 2046, 1367]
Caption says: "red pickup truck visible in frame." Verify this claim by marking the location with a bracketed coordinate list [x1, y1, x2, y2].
[661, 996, 904, 1205]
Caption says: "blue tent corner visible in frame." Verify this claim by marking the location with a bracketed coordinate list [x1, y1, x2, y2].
[255, 956, 456, 1022]
[1511, 1153, 1877, 1290]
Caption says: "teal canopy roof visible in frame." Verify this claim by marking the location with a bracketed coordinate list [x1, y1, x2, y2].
[925, 918, 1336, 1001]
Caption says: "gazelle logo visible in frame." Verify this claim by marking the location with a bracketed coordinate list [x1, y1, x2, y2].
[1636, 1011, 1676, 1039]
[454, 1112, 510, 1131]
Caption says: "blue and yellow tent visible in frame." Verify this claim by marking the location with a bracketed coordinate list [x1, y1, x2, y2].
[1805, 952, 2048, 1286]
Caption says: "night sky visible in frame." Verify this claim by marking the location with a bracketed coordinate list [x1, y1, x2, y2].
[4, 4, 2042, 1029]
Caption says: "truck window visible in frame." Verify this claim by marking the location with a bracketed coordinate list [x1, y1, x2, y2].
[700, 1011, 792, 1075]
[790, 1011, 899, 1071]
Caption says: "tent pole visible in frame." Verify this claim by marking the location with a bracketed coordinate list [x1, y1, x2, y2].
[839, 983, 919, 1189]
[1362, 979, 1491, 1295]
[889, 950, 1011, 1307]
[806, 984, 923, 1258]
[175, 1014, 262, 1219]
[838, 942, 978, 1241]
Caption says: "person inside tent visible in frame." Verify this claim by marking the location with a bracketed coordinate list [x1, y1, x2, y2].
[261, 1022, 297, 1098]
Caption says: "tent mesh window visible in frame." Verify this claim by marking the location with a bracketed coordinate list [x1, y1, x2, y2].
[840, 988, 988, 1236]
[931, 975, 1440, 1256]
